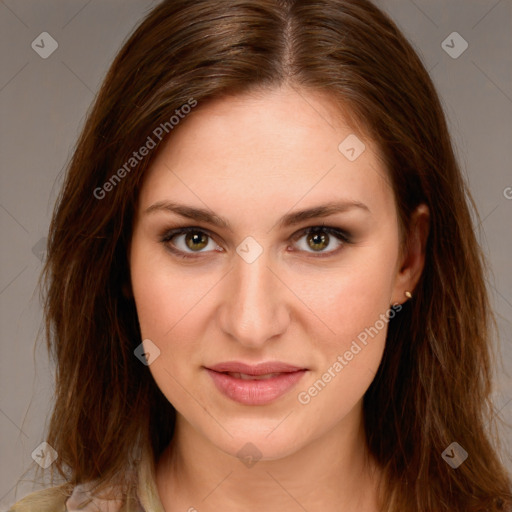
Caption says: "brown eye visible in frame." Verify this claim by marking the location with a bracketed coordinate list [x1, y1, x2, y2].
[306, 231, 329, 252]
[161, 225, 350, 260]
[161, 227, 218, 256]
[184, 231, 209, 251]
[292, 226, 350, 256]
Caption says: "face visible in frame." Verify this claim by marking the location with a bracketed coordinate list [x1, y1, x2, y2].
[129, 86, 408, 461]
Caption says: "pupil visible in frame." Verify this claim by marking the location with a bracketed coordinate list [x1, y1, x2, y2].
[186, 232, 207, 250]
[309, 232, 328, 251]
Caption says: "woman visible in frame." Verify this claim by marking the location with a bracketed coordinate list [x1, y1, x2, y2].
[9, 0, 511, 510]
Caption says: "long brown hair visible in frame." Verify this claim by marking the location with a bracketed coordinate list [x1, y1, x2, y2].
[39, 0, 511, 510]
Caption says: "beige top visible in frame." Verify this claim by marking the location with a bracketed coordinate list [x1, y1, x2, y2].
[8, 444, 166, 512]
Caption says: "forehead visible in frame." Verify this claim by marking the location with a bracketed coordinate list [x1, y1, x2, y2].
[137, 87, 394, 221]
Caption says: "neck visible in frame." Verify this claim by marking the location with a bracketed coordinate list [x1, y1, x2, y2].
[155, 402, 382, 512]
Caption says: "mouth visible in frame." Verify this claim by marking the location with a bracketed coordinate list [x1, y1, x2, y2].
[204, 361, 307, 405]
[219, 371, 285, 380]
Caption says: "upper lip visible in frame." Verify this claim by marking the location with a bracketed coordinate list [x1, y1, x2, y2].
[206, 361, 306, 376]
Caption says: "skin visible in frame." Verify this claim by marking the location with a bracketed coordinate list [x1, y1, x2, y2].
[129, 85, 429, 511]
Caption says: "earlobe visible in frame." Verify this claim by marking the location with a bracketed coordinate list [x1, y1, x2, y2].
[391, 203, 430, 305]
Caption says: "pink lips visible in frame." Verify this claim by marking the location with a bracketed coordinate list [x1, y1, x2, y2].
[205, 361, 307, 405]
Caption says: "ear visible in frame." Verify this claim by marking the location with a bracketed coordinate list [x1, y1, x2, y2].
[390, 203, 430, 305]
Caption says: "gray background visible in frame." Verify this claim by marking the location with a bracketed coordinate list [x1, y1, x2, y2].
[1, 0, 511, 507]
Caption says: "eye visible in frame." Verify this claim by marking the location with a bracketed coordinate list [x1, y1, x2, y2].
[290, 225, 350, 257]
[161, 227, 221, 258]
[160, 224, 351, 259]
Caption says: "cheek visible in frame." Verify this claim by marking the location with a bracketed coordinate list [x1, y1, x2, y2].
[290, 239, 398, 407]
[293, 246, 398, 346]
[294, 271, 394, 417]
[129, 252, 209, 407]
[129, 243, 222, 408]
[130, 240, 211, 341]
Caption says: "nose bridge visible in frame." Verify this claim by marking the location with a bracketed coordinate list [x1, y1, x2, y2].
[220, 249, 288, 347]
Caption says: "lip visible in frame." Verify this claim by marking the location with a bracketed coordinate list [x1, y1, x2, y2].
[205, 361, 307, 405]
[207, 361, 305, 375]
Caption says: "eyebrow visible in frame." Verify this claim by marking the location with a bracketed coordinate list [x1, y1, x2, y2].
[144, 199, 371, 231]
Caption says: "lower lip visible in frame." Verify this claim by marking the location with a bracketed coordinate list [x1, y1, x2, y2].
[205, 369, 307, 405]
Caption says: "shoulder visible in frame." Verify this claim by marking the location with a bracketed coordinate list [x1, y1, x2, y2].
[7, 482, 142, 512]
[8, 484, 70, 512]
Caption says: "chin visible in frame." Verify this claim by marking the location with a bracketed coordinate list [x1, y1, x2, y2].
[200, 417, 308, 463]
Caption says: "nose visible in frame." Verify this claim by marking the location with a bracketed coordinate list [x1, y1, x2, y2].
[218, 251, 290, 349]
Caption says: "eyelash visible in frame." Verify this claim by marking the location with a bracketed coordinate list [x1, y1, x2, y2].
[159, 224, 352, 260]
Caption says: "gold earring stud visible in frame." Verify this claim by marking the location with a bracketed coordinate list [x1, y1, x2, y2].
[405, 291, 412, 299]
